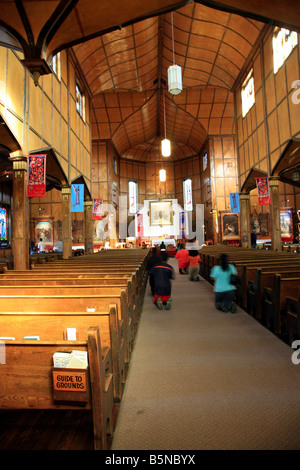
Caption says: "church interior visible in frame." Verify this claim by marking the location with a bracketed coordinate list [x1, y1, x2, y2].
[0, 0, 299, 453]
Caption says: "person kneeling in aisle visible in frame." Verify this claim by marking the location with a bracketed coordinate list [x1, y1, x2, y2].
[149, 251, 175, 310]
[187, 249, 201, 281]
[209, 253, 237, 313]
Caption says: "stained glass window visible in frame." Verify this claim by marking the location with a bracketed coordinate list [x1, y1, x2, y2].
[0, 206, 8, 243]
[51, 52, 61, 79]
[129, 181, 137, 214]
[203, 150, 207, 172]
[183, 178, 193, 212]
[241, 69, 255, 117]
[273, 27, 297, 74]
[76, 82, 86, 121]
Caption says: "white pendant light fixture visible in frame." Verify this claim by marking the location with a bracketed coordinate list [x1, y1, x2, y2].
[161, 138, 171, 157]
[161, 89, 171, 157]
[159, 169, 166, 182]
[168, 12, 182, 95]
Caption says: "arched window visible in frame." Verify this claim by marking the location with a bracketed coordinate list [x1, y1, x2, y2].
[183, 178, 193, 212]
[129, 180, 137, 214]
[273, 27, 297, 74]
[241, 69, 255, 117]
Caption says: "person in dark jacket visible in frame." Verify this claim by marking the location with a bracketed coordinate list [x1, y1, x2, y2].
[160, 241, 166, 251]
[146, 247, 162, 295]
[149, 251, 175, 310]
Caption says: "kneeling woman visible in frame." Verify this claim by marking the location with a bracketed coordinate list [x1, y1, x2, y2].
[210, 253, 237, 313]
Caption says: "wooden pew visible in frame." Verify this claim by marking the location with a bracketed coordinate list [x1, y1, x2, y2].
[0, 302, 124, 402]
[235, 259, 300, 308]
[200, 247, 299, 285]
[0, 272, 140, 328]
[29, 266, 147, 310]
[0, 283, 135, 357]
[262, 275, 300, 335]
[0, 326, 113, 450]
[247, 267, 300, 320]
[0, 275, 139, 333]
[285, 288, 300, 345]
[203, 250, 299, 307]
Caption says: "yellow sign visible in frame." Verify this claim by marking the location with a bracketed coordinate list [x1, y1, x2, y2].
[53, 371, 87, 392]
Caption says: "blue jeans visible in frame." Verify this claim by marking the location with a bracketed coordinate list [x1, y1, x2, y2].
[215, 290, 235, 311]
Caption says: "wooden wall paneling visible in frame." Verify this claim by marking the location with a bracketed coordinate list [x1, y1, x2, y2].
[238, 143, 245, 176]
[27, 128, 42, 151]
[253, 51, 262, 91]
[275, 65, 287, 103]
[52, 76, 61, 112]
[193, 173, 200, 191]
[251, 132, 257, 168]
[268, 109, 279, 153]
[175, 176, 182, 195]
[138, 179, 145, 197]
[42, 95, 52, 143]
[61, 119, 69, 157]
[242, 114, 249, 143]
[0, 47, 6, 94]
[120, 177, 127, 193]
[42, 72, 52, 100]
[139, 163, 146, 180]
[133, 163, 139, 180]
[255, 88, 265, 125]
[29, 83, 43, 135]
[166, 179, 175, 196]
[61, 82, 68, 121]
[217, 196, 225, 212]
[127, 162, 133, 178]
[248, 134, 254, 168]
[263, 31, 273, 77]
[192, 157, 200, 175]
[265, 73, 276, 115]
[278, 98, 291, 145]
[120, 161, 127, 177]
[243, 138, 249, 172]
[99, 162, 107, 181]
[7, 51, 24, 120]
[52, 108, 61, 154]
[257, 123, 267, 160]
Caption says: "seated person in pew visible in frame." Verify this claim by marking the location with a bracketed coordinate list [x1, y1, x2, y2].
[37, 238, 45, 253]
[210, 253, 238, 314]
[149, 251, 175, 310]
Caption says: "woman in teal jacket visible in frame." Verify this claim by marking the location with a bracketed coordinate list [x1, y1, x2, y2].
[210, 253, 237, 313]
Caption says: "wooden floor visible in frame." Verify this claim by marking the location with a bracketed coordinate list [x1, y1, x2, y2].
[0, 405, 120, 450]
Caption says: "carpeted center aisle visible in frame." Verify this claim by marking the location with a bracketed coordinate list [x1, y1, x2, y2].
[111, 258, 300, 450]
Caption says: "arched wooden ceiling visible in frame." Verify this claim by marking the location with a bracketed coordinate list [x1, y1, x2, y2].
[75, 3, 265, 160]
[0, 0, 298, 162]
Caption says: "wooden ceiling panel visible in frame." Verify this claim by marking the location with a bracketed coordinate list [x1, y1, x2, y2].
[223, 29, 252, 58]
[1, 0, 292, 163]
[227, 14, 264, 42]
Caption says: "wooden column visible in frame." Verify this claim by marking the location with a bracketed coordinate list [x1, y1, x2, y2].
[269, 177, 281, 251]
[61, 186, 72, 259]
[239, 193, 251, 248]
[211, 209, 219, 244]
[10, 156, 29, 270]
[84, 200, 94, 254]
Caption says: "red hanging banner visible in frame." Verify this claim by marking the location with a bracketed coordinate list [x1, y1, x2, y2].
[92, 198, 103, 219]
[137, 212, 143, 237]
[27, 155, 46, 197]
[256, 177, 271, 205]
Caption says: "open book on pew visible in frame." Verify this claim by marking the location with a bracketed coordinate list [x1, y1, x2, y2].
[53, 350, 88, 369]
